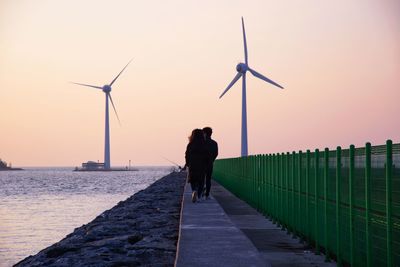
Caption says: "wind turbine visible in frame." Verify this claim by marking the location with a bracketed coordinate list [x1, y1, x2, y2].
[219, 17, 284, 157]
[72, 59, 132, 170]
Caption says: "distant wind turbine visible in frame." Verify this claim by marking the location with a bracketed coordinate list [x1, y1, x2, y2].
[219, 17, 284, 157]
[72, 59, 132, 170]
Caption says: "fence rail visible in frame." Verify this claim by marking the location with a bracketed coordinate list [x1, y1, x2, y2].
[213, 140, 399, 267]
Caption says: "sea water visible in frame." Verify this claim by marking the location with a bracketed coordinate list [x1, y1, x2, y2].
[0, 167, 171, 267]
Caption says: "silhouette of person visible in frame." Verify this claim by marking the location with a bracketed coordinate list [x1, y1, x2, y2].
[202, 127, 218, 199]
[185, 129, 207, 203]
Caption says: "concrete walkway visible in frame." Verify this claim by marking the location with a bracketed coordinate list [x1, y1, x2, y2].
[175, 181, 265, 267]
[175, 180, 337, 267]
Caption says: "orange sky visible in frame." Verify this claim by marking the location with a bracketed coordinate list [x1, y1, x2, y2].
[1, 0, 399, 167]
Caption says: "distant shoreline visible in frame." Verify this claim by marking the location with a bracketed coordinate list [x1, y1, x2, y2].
[0, 167, 24, 171]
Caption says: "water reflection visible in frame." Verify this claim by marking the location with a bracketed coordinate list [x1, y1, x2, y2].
[0, 167, 170, 266]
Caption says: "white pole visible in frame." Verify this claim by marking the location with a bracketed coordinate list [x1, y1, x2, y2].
[104, 93, 111, 169]
[241, 73, 248, 157]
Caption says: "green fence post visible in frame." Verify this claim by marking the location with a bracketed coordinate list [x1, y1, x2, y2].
[292, 151, 297, 238]
[298, 150, 303, 240]
[324, 148, 330, 262]
[276, 153, 279, 225]
[280, 152, 283, 227]
[271, 154, 276, 223]
[257, 155, 260, 210]
[349, 145, 355, 266]
[278, 153, 285, 229]
[315, 149, 320, 254]
[282, 153, 289, 231]
[306, 150, 311, 243]
[336, 146, 342, 266]
[282, 152, 286, 229]
[277, 153, 280, 226]
[256, 155, 258, 210]
[266, 154, 269, 216]
[286, 152, 290, 234]
[283, 152, 286, 229]
[255, 155, 258, 208]
[252, 156, 254, 205]
[276, 153, 279, 224]
[256, 157, 261, 211]
[386, 140, 393, 267]
[273, 153, 276, 224]
[256, 155, 260, 211]
[278, 153, 282, 227]
[253, 156, 256, 209]
[267, 154, 271, 217]
[270, 154, 273, 218]
[258, 155, 265, 215]
[365, 143, 371, 267]
[259, 154, 265, 215]
[265, 154, 268, 215]
[270, 153, 273, 219]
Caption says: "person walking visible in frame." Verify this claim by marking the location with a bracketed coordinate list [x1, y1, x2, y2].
[202, 127, 218, 199]
[185, 129, 207, 203]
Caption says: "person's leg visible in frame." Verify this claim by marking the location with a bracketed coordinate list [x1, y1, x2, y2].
[197, 173, 205, 199]
[190, 172, 200, 202]
[205, 165, 213, 197]
[190, 180, 197, 192]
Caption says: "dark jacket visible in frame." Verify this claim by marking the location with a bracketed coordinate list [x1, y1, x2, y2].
[205, 137, 218, 167]
[185, 140, 208, 175]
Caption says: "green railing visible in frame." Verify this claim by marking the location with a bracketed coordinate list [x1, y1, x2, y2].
[213, 140, 399, 267]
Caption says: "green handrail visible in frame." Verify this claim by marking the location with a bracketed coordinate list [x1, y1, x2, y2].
[213, 140, 399, 267]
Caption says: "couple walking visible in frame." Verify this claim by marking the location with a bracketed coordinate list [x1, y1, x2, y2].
[185, 127, 218, 203]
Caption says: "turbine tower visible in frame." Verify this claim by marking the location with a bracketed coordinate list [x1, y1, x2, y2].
[72, 59, 132, 170]
[219, 17, 284, 157]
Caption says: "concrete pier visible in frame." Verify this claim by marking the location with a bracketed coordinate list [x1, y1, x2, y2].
[175, 181, 264, 267]
[175, 180, 337, 267]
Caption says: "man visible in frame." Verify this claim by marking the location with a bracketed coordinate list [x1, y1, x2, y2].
[202, 127, 218, 199]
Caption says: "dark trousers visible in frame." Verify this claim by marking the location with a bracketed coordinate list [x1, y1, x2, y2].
[205, 165, 213, 196]
[189, 170, 205, 198]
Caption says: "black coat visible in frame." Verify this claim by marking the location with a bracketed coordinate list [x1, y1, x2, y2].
[185, 140, 208, 179]
[205, 137, 218, 167]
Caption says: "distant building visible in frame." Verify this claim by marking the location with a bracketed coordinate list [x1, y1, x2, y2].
[82, 161, 105, 170]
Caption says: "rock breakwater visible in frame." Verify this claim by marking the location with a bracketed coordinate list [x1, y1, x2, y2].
[15, 171, 186, 267]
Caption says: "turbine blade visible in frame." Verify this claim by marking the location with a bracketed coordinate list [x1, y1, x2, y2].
[108, 94, 121, 126]
[248, 68, 284, 89]
[219, 72, 242, 99]
[70, 82, 103, 90]
[242, 17, 248, 65]
[109, 59, 133, 86]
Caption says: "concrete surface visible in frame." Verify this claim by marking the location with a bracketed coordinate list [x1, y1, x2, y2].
[212, 181, 337, 267]
[175, 180, 337, 267]
[175, 182, 265, 267]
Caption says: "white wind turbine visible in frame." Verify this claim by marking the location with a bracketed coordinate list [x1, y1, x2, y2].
[72, 59, 132, 170]
[219, 17, 284, 157]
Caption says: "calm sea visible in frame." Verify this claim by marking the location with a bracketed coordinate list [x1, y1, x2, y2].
[0, 167, 172, 267]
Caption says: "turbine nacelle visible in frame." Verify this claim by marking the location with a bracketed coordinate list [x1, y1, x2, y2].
[236, 63, 247, 73]
[102, 85, 112, 93]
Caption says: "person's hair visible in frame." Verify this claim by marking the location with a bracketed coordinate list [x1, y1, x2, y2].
[188, 129, 204, 143]
[202, 127, 212, 137]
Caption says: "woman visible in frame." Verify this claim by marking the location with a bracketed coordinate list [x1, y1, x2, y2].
[185, 129, 207, 203]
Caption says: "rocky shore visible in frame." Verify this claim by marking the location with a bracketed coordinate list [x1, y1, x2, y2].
[15, 171, 186, 267]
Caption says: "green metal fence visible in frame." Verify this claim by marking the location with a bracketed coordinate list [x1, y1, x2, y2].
[213, 140, 399, 267]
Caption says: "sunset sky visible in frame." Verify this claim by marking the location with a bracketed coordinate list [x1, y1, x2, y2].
[1, 0, 399, 167]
